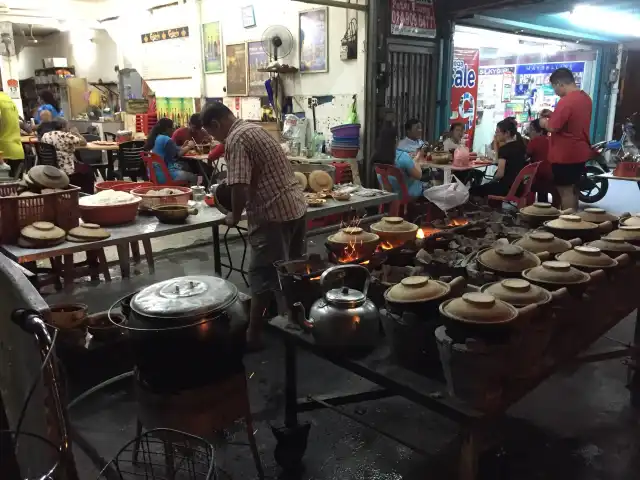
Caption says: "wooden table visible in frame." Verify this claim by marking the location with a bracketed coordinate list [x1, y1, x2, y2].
[419, 161, 495, 183]
[21, 135, 37, 144]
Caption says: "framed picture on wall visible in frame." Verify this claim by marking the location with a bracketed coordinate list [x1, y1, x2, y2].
[202, 21, 223, 73]
[242, 6, 256, 28]
[225, 43, 248, 96]
[247, 41, 270, 96]
[299, 7, 328, 73]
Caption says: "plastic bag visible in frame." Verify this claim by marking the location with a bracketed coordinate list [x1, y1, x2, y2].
[453, 146, 470, 167]
[345, 97, 359, 124]
[424, 175, 469, 212]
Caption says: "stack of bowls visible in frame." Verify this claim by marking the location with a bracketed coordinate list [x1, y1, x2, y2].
[330, 123, 361, 159]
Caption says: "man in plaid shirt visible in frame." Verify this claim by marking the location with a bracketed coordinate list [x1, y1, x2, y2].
[202, 103, 306, 348]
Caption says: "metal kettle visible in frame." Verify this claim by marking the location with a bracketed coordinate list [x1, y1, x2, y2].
[293, 264, 379, 348]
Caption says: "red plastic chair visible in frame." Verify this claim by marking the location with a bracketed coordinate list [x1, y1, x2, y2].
[488, 161, 541, 208]
[374, 163, 412, 217]
[140, 151, 189, 186]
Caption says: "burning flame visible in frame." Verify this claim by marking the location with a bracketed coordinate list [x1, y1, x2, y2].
[379, 241, 394, 250]
[360, 260, 370, 265]
[417, 227, 442, 238]
[447, 218, 469, 227]
[305, 264, 321, 280]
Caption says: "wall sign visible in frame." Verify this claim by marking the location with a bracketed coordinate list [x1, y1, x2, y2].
[450, 48, 479, 148]
[141, 27, 190, 43]
[390, 0, 436, 39]
[299, 8, 328, 73]
[202, 22, 223, 74]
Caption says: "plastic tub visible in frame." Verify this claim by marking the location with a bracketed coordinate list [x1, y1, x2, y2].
[330, 124, 361, 138]
[79, 198, 141, 226]
[131, 185, 192, 211]
[331, 146, 360, 159]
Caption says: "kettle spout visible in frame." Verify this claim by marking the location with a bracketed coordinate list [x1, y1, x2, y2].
[291, 302, 313, 331]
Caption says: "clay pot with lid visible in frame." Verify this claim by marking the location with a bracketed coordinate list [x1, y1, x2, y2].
[519, 202, 560, 227]
[384, 275, 466, 316]
[370, 217, 418, 245]
[604, 226, 640, 246]
[522, 260, 593, 296]
[476, 244, 545, 278]
[513, 231, 580, 255]
[480, 279, 552, 307]
[576, 208, 619, 225]
[556, 246, 617, 271]
[67, 223, 111, 242]
[327, 227, 380, 258]
[439, 292, 536, 343]
[620, 213, 640, 227]
[543, 214, 609, 241]
[587, 237, 640, 259]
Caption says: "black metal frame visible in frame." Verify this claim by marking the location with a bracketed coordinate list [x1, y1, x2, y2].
[267, 305, 640, 480]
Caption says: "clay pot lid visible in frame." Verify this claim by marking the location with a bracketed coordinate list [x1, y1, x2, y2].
[577, 208, 619, 224]
[545, 214, 598, 231]
[514, 231, 571, 254]
[21, 221, 65, 241]
[68, 223, 111, 240]
[328, 227, 380, 245]
[520, 202, 560, 217]
[481, 279, 552, 307]
[28, 165, 70, 189]
[308, 170, 334, 192]
[587, 237, 639, 253]
[522, 260, 590, 285]
[556, 246, 617, 269]
[440, 292, 518, 324]
[622, 214, 640, 227]
[371, 217, 418, 233]
[385, 276, 450, 303]
[605, 225, 640, 241]
[477, 244, 540, 273]
[294, 172, 307, 190]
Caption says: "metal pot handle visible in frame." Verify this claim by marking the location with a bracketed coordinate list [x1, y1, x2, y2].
[320, 264, 370, 297]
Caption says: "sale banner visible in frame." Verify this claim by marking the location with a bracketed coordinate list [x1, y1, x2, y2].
[390, 0, 436, 39]
[450, 48, 480, 148]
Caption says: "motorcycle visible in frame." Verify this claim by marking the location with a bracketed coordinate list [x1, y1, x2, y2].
[578, 142, 611, 204]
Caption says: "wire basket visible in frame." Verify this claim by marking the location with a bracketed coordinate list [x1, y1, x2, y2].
[98, 428, 216, 480]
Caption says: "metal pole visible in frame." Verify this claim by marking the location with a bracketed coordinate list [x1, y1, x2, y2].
[363, 0, 381, 187]
[605, 44, 624, 142]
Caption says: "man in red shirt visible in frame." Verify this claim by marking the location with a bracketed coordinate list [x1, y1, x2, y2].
[540, 68, 593, 210]
[171, 114, 212, 147]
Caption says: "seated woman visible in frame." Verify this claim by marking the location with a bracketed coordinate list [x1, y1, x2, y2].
[373, 125, 426, 199]
[471, 119, 526, 198]
[35, 90, 63, 124]
[527, 119, 557, 205]
[41, 119, 94, 193]
[143, 118, 198, 185]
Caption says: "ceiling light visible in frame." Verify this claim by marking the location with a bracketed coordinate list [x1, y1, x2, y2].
[566, 5, 640, 37]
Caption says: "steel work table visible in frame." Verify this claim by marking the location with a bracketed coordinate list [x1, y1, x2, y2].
[0, 192, 396, 282]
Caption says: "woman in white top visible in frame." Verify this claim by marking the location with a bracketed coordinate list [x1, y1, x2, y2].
[443, 122, 464, 152]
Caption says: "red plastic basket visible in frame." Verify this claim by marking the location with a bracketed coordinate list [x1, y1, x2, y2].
[613, 162, 638, 178]
[135, 114, 158, 135]
[331, 146, 359, 159]
[0, 183, 80, 244]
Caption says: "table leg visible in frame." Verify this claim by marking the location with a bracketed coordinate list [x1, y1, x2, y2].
[212, 225, 222, 276]
[63, 254, 74, 289]
[630, 308, 640, 408]
[285, 336, 298, 428]
[459, 430, 479, 480]
[116, 243, 131, 278]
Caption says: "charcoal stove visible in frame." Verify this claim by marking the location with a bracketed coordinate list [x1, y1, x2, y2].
[324, 242, 388, 270]
[276, 254, 332, 315]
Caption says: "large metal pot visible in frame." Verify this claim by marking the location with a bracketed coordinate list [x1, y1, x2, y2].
[113, 276, 248, 392]
[292, 265, 379, 348]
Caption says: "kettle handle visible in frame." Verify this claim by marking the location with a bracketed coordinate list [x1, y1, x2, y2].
[320, 264, 370, 297]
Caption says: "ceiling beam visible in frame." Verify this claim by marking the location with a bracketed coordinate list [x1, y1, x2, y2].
[443, 0, 542, 17]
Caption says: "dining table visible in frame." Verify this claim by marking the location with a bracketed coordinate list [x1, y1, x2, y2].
[419, 159, 495, 183]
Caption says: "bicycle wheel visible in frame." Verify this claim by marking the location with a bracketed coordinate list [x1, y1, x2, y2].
[579, 165, 609, 203]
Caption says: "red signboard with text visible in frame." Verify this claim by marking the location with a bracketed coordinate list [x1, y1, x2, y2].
[450, 48, 480, 149]
[390, 0, 436, 39]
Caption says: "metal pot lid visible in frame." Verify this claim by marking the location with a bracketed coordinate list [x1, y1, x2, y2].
[131, 276, 238, 320]
[325, 286, 366, 307]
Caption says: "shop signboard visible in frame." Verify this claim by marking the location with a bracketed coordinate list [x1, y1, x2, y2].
[450, 48, 479, 148]
[390, 0, 436, 39]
